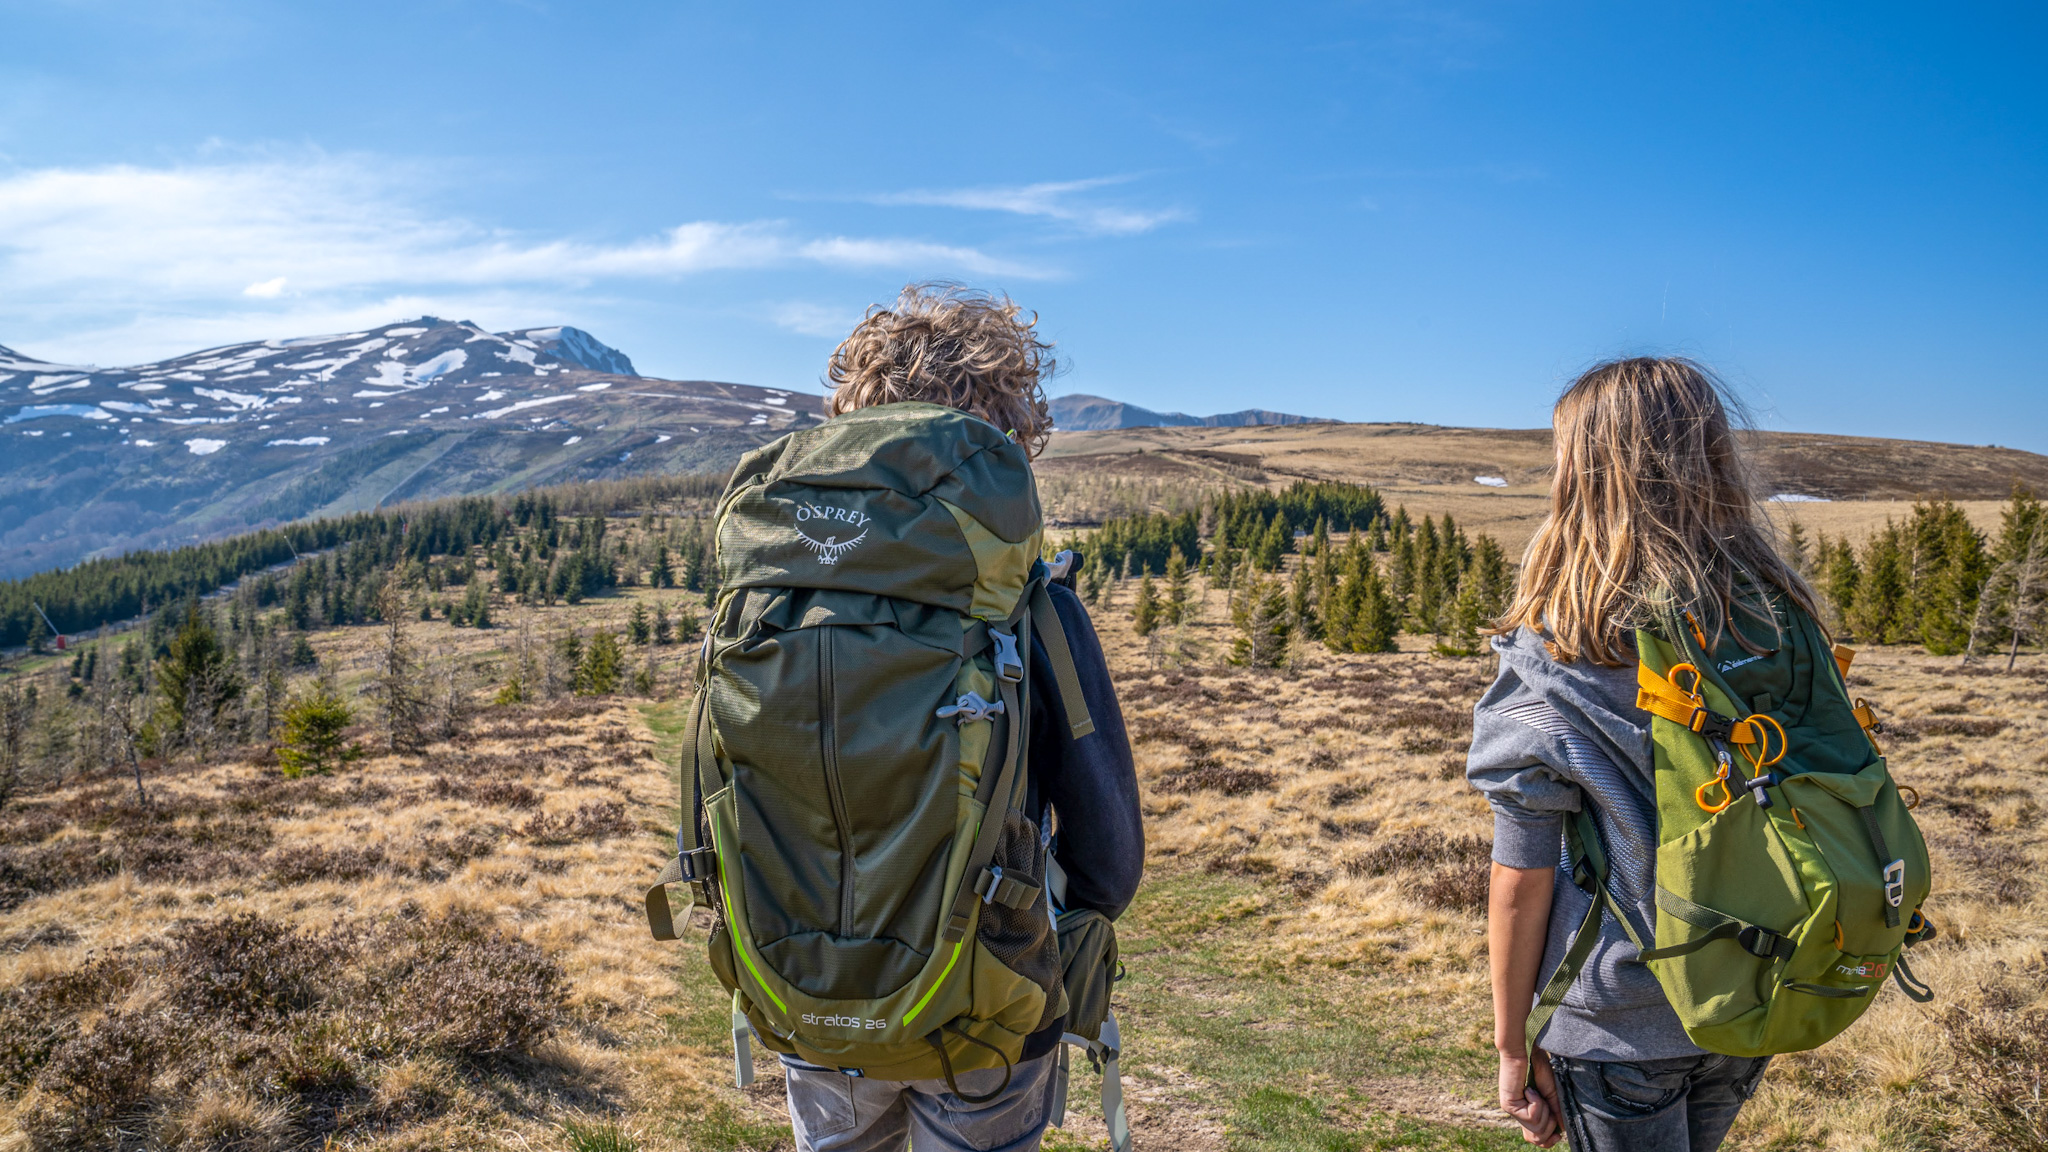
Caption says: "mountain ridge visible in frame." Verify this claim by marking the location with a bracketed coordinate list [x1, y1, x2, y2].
[0, 318, 823, 579]
[1049, 392, 1331, 431]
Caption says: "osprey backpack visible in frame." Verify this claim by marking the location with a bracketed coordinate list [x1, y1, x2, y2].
[644, 401, 1095, 1097]
[1529, 589, 1937, 1059]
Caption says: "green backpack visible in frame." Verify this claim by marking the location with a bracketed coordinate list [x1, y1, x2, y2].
[1530, 591, 1937, 1059]
[644, 401, 1095, 1096]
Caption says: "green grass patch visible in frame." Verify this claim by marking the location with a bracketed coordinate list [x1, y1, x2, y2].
[561, 1119, 641, 1152]
[662, 1098, 792, 1152]
[1107, 864, 1502, 1139]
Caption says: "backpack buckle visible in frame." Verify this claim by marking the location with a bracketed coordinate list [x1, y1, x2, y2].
[981, 865, 1006, 904]
[990, 629, 1024, 682]
[1736, 924, 1785, 960]
[1883, 859, 1905, 907]
[1689, 708, 1737, 741]
[674, 847, 717, 884]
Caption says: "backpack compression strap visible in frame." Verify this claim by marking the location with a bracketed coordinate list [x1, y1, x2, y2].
[647, 689, 720, 941]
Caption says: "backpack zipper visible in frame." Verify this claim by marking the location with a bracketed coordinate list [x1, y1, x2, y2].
[818, 627, 857, 932]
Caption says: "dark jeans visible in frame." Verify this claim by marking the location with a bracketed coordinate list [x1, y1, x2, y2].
[1549, 1052, 1771, 1152]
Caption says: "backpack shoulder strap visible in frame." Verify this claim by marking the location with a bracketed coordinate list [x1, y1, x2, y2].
[1522, 808, 1645, 1056]
[1028, 579, 1094, 740]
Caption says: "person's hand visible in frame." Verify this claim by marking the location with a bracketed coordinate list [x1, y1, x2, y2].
[1497, 1046, 1563, 1147]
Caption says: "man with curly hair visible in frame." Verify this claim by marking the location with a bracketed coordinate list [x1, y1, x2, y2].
[779, 284, 1143, 1151]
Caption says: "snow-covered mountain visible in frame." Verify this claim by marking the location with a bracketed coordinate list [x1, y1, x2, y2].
[0, 318, 823, 578]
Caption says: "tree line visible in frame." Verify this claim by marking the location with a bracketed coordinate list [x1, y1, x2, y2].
[2, 472, 728, 651]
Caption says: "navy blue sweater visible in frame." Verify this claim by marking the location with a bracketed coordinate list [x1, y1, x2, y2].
[1026, 582, 1144, 920]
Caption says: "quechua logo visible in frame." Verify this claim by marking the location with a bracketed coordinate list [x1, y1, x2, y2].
[794, 502, 870, 565]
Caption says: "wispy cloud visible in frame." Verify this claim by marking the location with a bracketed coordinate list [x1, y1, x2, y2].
[856, 176, 1189, 236]
[766, 301, 861, 339]
[0, 154, 1046, 363]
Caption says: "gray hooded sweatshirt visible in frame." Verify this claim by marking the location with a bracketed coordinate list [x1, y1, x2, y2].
[1466, 626, 1703, 1062]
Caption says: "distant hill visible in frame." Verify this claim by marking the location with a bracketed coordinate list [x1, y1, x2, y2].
[1051, 392, 1331, 431]
[0, 318, 823, 579]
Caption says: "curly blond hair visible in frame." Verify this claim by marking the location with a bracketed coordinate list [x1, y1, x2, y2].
[826, 283, 1056, 457]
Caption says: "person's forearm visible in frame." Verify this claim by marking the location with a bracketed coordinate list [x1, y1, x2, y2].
[1489, 862, 1556, 1054]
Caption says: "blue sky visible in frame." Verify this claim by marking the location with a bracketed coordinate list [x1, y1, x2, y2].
[2, 2, 2043, 450]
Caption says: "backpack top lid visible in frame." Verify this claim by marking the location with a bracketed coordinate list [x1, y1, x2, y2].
[731, 402, 1041, 541]
[1644, 587, 1873, 779]
[716, 402, 1044, 620]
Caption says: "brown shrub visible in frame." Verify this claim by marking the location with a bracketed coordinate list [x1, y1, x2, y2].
[522, 801, 635, 845]
[1416, 864, 1490, 912]
[1158, 762, 1275, 797]
[1345, 829, 1491, 878]
[360, 909, 563, 1057]
[430, 776, 543, 810]
[1384, 704, 1473, 735]
[37, 1008, 178, 1112]
[266, 845, 387, 886]
[1887, 716, 2010, 741]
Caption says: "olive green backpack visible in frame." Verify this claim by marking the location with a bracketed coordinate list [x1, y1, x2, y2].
[1530, 591, 1937, 1059]
[644, 402, 1096, 1097]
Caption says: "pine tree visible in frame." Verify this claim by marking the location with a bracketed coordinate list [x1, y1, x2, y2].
[1353, 555, 1398, 654]
[373, 577, 429, 753]
[650, 545, 675, 589]
[653, 600, 674, 645]
[1311, 516, 1331, 559]
[1367, 518, 1388, 553]
[1413, 517, 1446, 637]
[1849, 523, 1909, 644]
[580, 631, 625, 695]
[1231, 574, 1292, 668]
[1906, 500, 1989, 655]
[1289, 556, 1319, 642]
[151, 609, 244, 760]
[1256, 517, 1289, 572]
[277, 678, 358, 778]
[627, 602, 652, 645]
[1163, 552, 1189, 626]
[1132, 574, 1160, 637]
[1783, 519, 1811, 579]
[1819, 532, 1860, 635]
[1390, 531, 1417, 622]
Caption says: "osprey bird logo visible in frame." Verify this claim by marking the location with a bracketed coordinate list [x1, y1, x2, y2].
[794, 502, 871, 565]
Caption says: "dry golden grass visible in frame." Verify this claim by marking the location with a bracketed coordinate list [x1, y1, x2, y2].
[4, 537, 2042, 1150]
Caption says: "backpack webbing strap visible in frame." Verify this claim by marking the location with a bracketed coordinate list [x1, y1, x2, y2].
[1525, 891, 1603, 1060]
[943, 671, 1028, 943]
[645, 848, 717, 941]
[974, 867, 1040, 910]
[1637, 888, 1795, 964]
[924, 1024, 1014, 1104]
[1891, 954, 1933, 1002]
[1053, 1012, 1132, 1152]
[1029, 581, 1095, 739]
[1856, 805, 1904, 929]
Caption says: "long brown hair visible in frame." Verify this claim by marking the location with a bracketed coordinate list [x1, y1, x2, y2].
[826, 283, 1057, 457]
[1500, 357, 1818, 665]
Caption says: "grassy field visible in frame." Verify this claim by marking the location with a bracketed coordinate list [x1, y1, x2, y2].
[2, 519, 2043, 1149]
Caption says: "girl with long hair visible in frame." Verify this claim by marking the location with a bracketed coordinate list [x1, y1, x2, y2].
[1468, 357, 1816, 1149]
